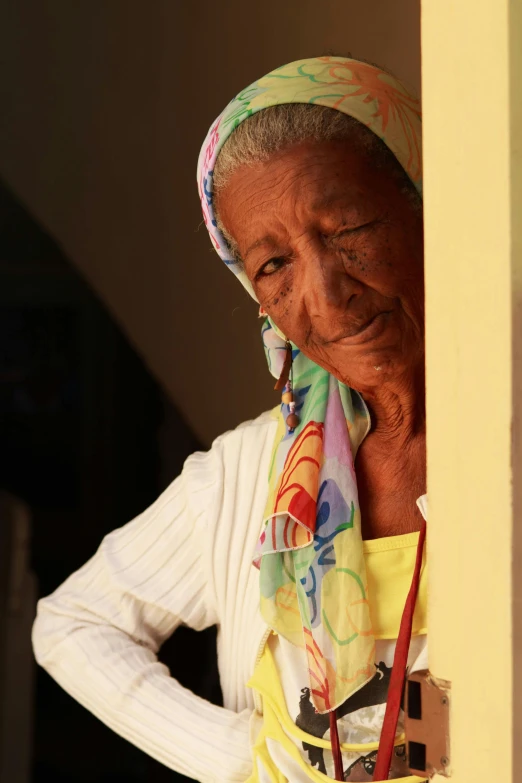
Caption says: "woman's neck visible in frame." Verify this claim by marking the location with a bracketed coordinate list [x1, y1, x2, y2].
[358, 362, 426, 443]
[353, 362, 427, 539]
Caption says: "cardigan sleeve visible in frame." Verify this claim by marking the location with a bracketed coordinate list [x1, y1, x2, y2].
[31, 443, 253, 783]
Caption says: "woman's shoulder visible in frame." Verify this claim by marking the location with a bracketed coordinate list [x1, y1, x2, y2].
[185, 407, 278, 469]
[181, 407, 278, 502]
[217, 406, 279, 448]
[220, 406, 279, 437]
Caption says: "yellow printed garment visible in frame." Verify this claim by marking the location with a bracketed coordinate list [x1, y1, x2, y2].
[248, 531, 428, 782]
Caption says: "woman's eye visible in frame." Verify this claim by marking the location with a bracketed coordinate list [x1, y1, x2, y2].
[257, 257, 286, 277]
[330, 219, 379, 242]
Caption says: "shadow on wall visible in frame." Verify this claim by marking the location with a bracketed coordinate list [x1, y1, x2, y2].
[0, 181, 216, 782]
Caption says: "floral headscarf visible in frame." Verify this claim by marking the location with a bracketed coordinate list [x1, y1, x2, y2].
[197, 56, 422, 713]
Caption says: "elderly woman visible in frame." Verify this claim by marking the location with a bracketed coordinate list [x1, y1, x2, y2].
[32, 57, 427, 783]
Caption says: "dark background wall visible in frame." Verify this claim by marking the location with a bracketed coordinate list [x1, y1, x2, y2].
[0, 0, 421, 445]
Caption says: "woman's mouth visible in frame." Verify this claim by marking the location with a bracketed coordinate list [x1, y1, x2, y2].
[331, 311, 393, 345]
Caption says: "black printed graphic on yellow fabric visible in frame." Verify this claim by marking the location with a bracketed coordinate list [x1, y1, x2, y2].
[295, 661, 392, 776]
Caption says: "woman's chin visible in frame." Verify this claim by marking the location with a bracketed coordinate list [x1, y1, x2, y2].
[330, 341, 419, 388]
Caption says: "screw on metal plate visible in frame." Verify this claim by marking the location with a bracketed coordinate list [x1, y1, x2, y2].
[404, 670, 451, 778]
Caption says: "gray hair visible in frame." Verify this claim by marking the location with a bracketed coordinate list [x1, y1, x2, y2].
[213, 103, 421, 259]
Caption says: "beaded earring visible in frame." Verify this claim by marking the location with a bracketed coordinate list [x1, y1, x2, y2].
[274, 341, 300, 434]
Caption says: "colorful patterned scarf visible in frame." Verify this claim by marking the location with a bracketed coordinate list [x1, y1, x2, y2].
[197, 56, 422, 713]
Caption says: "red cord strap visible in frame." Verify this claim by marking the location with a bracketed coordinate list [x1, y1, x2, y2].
[372, 520, 427, 781]
[329, 709, 344, 781]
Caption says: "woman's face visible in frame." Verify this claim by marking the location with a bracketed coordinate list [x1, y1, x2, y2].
[217, 139, 424, 389]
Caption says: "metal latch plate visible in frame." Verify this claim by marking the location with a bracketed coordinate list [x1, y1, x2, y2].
[405, 669, 451, 778]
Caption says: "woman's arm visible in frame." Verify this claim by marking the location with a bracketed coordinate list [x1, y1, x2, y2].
[32, 462, 253, 783]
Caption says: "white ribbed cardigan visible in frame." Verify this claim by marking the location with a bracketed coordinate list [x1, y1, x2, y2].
[32, 410, 279, 783]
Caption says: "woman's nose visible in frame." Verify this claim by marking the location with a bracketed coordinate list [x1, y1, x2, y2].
[301, 250, 362, 321]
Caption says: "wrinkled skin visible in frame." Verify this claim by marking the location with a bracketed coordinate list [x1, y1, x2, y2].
[217, 140, 426, 538]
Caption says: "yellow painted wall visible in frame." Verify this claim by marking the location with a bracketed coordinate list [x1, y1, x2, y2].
[510, 1, 522, 776]
[422, 0, 521, 779]
[0, 0, 420, 444]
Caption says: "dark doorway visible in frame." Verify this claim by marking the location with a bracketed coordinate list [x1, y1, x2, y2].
[0, 182, 221, 782]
